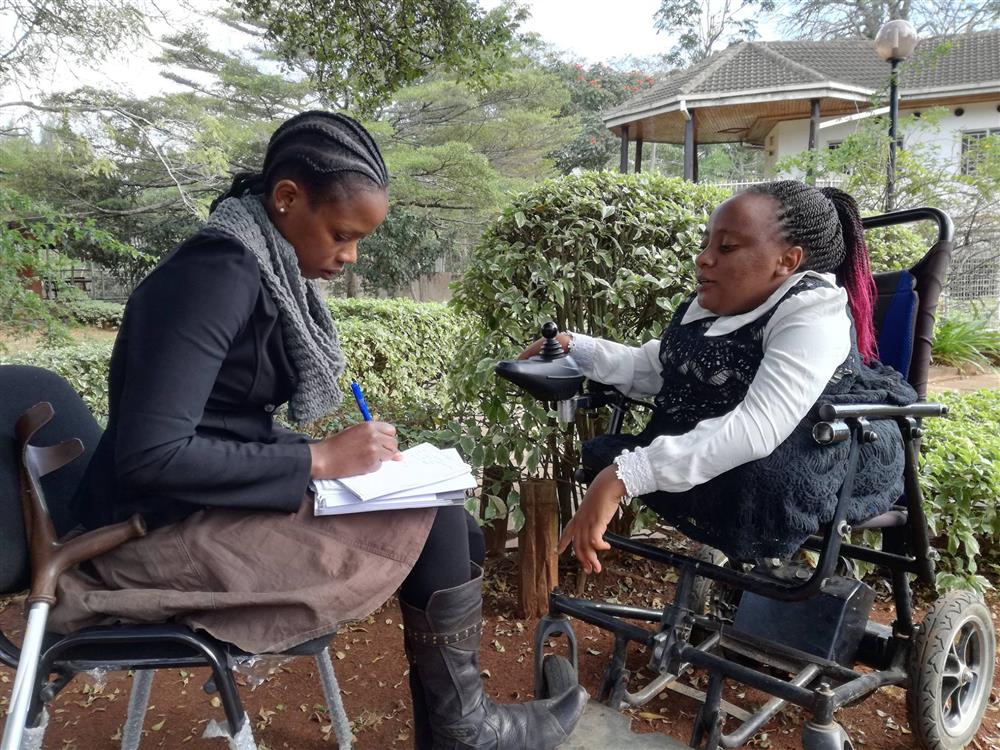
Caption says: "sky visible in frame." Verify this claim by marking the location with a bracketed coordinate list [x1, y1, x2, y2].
[3, 0, 671, 104]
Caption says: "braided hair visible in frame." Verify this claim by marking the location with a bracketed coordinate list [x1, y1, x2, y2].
[745, 180, 878, 363]
[210, 110, 388, 212]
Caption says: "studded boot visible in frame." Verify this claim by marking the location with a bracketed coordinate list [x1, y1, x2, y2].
[401, 565, 588, 750]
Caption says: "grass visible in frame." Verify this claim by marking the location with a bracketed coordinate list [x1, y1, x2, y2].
[931, 317, 1000, 370]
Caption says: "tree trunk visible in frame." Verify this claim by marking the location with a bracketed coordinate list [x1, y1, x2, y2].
[518, 478, 559, 618]
[344, 268, 362, 297]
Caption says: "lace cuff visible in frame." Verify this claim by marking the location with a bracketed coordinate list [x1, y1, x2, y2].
[613, 447, 658, 498]
[567, 331, 597, 374]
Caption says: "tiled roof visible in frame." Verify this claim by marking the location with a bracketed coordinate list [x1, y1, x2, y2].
[606, 28, 1000, 121]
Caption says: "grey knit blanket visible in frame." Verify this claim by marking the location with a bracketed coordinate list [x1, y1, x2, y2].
[205, 194, 345, 423]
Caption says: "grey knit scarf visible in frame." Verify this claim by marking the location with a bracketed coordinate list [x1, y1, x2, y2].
[205, 194, 345, 424]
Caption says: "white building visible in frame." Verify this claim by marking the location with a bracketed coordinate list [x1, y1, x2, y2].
[603, 29, 1000, 183]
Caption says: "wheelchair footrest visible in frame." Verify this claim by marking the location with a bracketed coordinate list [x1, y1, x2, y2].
[559, 701, 689, 749]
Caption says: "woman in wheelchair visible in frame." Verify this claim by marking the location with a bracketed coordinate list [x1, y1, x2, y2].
[46, 111, 586, 750]
[521, 180, 917, 574]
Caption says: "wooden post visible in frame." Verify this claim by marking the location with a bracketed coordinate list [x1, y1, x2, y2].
[518, 479, 559, 618]
[619, 130, 629, 174]
[634, 138, 644, 173]
[683, 109, 698, 182]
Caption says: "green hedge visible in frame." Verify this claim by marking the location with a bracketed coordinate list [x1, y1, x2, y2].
[48, 298, 125, 329]
[309, 298, 462, 437]
[2, 342, 114, 423]
[921, 389, 1000, 592]
[2, 298, 462, 437]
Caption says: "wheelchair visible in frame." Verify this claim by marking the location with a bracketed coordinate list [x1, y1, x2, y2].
[495, 208, 996, 749]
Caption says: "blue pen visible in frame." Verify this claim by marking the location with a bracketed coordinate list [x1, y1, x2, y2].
[351, 380, 373, 421]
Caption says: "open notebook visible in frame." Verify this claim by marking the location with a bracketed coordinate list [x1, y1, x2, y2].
[312, 442, 476, 516]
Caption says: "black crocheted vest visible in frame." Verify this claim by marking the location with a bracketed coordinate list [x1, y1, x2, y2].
[641, 276, 845, 441]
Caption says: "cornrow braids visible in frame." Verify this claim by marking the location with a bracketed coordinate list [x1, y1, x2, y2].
[210, 110, 388, 212]
[746, 180, 878, 363]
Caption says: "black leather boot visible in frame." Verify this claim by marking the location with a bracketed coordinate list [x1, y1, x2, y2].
[401, 566, 588, 750]
[409, 664, 434, 750]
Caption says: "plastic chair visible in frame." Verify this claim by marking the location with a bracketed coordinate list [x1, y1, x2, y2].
[0, 365, 353, 750]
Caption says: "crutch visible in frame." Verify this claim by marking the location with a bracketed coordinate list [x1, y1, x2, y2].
[2, 402, 145, 750]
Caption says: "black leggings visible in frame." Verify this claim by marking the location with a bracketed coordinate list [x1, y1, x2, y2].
[399, 506, 484, 609]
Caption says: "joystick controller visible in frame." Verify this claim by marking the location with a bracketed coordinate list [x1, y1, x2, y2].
[494, 321, 584, 404]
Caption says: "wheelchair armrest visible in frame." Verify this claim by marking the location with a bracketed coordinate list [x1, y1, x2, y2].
[577, 380, 654, 414]
[817, 402, 947, 421]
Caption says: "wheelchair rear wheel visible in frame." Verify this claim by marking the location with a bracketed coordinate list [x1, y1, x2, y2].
[539, 654, 578, 699]
[906, 590, 996, 750]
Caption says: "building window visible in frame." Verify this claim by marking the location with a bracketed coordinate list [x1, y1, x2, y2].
[960, 129, 1000, 175]
[827, 140, 842, 151]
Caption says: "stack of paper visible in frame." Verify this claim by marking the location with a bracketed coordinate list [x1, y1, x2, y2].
[312, 442, 476, 516]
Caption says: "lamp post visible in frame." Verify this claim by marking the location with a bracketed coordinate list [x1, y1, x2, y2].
[875, 20, 918, 212]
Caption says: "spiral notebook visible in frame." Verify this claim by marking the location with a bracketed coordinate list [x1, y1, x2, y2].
[312, 443, 476, 516]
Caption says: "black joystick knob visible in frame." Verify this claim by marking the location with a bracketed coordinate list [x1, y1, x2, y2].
[539, 321, 565, 360]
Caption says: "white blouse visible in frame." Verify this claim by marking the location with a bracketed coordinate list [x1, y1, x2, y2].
[569, 271, 851, 497]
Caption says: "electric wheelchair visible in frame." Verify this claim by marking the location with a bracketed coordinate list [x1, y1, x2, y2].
[495, 208, 996, 749]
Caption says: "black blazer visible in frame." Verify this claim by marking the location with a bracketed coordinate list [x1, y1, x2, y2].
[74, 230, 312, 530]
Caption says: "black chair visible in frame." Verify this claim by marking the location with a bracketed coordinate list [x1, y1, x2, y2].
[496, 208, 996, 750]
[0, 365, 353, 750]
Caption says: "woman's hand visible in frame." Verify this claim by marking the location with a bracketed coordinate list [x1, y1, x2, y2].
[558, 466, 626, 575]
[517, 333, 572, 360]
[309, 421, 402, 479]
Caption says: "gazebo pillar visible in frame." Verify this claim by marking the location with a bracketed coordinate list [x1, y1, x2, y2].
[807, 98, 821, 185]
[634, 138, 644, 173]
[683, 108, 698, 182]
[619, 130, 629, 174]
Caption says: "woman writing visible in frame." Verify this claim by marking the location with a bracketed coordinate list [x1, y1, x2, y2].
[520, 181, 916, 573]
[50, 111, 587, 750]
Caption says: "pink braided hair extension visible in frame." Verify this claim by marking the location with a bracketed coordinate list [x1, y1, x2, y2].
[827, 190, 878, 363]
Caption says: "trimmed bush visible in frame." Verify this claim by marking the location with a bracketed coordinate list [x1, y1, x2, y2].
[3, 299, 463, 438]
[449, 172, 728, 527]
[1, 342, 114, 423]
[307, 298, 463, 437]
[865, 225, 928, 273]
[48, 298, 125, 329]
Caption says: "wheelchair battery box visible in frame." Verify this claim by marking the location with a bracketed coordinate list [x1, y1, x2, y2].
[733, 573, 876, 666]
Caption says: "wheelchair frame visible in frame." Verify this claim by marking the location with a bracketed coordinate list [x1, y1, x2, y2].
[517, 209, 991, 749]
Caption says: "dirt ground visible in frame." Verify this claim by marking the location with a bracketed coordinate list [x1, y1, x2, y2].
[2, 546, 999, 750]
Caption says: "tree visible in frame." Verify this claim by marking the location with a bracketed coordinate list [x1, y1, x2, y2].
[654, 0, 774, 67]
[0, 0, 145, 86]
[544, 59, 659, 173]
[232, 0, 525, 114]
[781, 0, 1000, 39]
[353, 208, 453, 293]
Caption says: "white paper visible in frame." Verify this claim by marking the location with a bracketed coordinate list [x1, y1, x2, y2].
[314, 488, 469, 516]
[334, 443, 471, 502]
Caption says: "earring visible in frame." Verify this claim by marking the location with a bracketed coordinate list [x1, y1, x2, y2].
[279, 206, 287, 214]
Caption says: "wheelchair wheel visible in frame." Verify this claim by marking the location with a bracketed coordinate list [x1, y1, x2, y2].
[691, 546, 729, 616]
[539, 654, 578, 699]
[906, 590, 996, 750]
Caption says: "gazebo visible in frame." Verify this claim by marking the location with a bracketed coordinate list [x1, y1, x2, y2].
[603, 30, 1000, 180]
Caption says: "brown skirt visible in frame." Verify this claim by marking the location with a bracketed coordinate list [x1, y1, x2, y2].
[48, 498, 435, 653]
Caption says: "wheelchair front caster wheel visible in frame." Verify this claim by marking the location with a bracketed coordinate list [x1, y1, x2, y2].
[539, 654, 578, 699]
[801, 720, 855, 750]
[907, 590, 996, 750]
